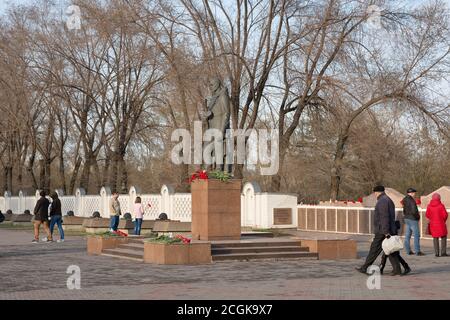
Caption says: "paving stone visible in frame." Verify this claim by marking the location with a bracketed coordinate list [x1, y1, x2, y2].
[0, 229, 449, 299]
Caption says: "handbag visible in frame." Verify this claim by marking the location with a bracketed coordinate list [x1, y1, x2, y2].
[382, 235, 404, 255]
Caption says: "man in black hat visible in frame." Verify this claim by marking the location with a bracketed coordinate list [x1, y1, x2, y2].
[356, 185, 404, 276]
[402, 188, 424, 255]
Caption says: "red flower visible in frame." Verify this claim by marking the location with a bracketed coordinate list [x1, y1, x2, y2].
[189, 170, 209, 183]
[114, 230, 128, 237]
[416, 198, 421, 205]
[357, 197, 363, 203]
[198, 170, 208, 180]
[175, 234, 191, 244]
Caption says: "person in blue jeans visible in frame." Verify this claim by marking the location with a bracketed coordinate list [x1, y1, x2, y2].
[49, 192, 64, 242]
[402, 188, 424, 255]
[109, 192, 121, 232]
[133, 197, 144, 235]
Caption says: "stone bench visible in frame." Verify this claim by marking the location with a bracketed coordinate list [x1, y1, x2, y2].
[11, 214, 33, 225]
[294, 237, 357, 260]
[117, 219, 156, 235]
[118, 219, 135, 235]
[82, 218, 111, 233]
[62, 216, 86, 231]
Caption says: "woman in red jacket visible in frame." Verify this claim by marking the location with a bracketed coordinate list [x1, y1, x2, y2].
[426, 193, 448, 257]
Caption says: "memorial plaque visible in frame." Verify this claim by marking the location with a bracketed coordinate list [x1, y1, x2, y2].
[273, 208, 292, 225]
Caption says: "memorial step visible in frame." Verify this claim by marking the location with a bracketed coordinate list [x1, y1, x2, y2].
[212, 251, 318, 261]
[211, 240, 302, 248]
[211, 246, 309, 254]
[117, 243, 145, 252]
[102, 248, 144, 262]
[127, 238, 145, 245]
[241, 232, 274, 238]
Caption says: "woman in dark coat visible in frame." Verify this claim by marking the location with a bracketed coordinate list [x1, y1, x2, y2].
[426, 193, 448, 257]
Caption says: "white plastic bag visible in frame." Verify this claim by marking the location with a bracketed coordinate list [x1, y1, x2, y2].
[382, 235, 403, 255]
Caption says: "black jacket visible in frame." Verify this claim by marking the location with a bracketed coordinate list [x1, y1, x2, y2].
[373, 193, 397, 235]
[402, 195, 420, 221]
[34, 196, 50, 221]
[50, 198, 62, 216]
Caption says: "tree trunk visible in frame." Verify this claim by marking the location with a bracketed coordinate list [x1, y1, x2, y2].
[3, 166, 8, 193]
[80, 156, 92, 193]
[119, 155, 128, 193]
[330, 169, 341, 201]
[44, 159, 52, 194]
[329, 134, 348, 201]
[17, 167, 23, 191]
[7, 167, 13, 194]
[58, 149, 67, 194]
[68, 157, 82, 195]
[27, 150, 38, 190]
[38, 159, 45, 191]
[109, 151, 119, 193]
[270, 136, 289, 192]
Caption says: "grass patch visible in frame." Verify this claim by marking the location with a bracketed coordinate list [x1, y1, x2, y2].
[0, 223, 33, 230]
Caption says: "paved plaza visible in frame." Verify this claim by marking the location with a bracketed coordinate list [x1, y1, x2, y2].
[1, 228, 449, 300]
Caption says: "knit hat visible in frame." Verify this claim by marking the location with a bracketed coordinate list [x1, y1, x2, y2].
[432, 193, 441, 201]
[373, 185, 385, 192]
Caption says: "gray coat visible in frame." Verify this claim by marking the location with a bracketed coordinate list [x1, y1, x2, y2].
[373, 193, 397, 235]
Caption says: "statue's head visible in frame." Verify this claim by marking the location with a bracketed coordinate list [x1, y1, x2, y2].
[209, 78, 221, 93]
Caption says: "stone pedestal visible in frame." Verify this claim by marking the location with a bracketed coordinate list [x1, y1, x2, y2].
[87, 235, 129, 255]
[297, 238, 357, 260]
[143, 241, 211, 265]
[191, 179, 241, 241]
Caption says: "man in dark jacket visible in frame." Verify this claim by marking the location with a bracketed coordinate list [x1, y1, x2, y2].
[356, 186, 404, 276]
[33, 190, 52, 243]
[402, 188, 424, 255]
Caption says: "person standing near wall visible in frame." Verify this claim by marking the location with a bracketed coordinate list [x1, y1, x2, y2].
[109, 191, 121, 232]
[33, 191, 52, 243]
[426, 193, 448, 257]
[402, 188, 424, 256]
[133, 196, 144, 235]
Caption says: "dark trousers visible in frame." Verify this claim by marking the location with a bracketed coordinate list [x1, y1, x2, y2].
[380, 251, 408, 271]
[361, 234, 401, 273]
[433, 236, 447, 256]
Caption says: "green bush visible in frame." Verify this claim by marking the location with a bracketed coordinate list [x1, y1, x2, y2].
[209, 170, 231, 182]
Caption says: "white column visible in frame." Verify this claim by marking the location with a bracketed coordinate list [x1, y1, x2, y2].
[75, 188, 86, 217]
[100, 187, 111, 218]
[160, 185, 174, 218]
[4, 191, 11, 212]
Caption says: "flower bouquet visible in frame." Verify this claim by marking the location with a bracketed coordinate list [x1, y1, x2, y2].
[147, 234, 191, 244]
